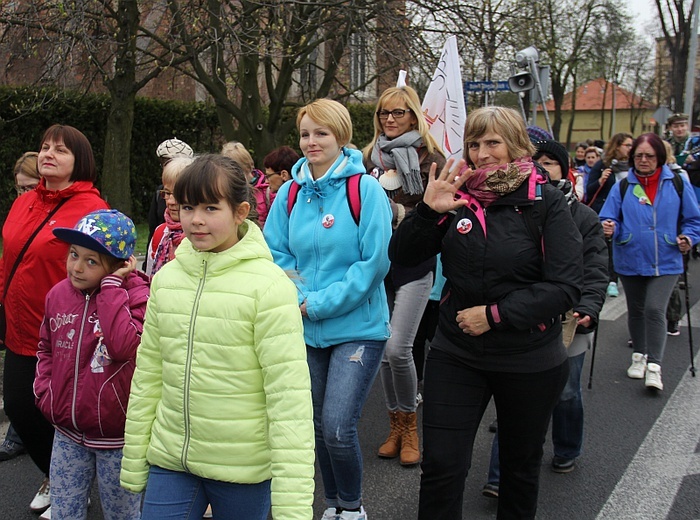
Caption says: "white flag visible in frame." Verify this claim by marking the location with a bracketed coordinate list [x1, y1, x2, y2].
[396, 70, 407, 88]
[421, 36, 467, 162]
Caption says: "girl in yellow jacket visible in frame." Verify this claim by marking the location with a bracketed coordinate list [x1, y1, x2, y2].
[120, 154, 315, 520]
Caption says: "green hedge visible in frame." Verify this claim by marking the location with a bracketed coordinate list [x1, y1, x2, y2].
[0, 87, 378, 225]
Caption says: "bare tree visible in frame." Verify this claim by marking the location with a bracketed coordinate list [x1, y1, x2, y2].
[0, 0, 185, 213]
[654, 0, 695, 112]
[144, 0, 417, 161]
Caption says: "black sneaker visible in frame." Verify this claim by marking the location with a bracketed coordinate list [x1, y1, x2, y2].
[481, 482, 499, 498]
[667, 321, 680, 336]
[0, 439, 26, 461]
[552, 456, 576, 473]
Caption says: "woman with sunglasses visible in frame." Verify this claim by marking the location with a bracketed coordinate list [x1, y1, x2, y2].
[363, 86, 445, 466]
[600, 133, 700, 391]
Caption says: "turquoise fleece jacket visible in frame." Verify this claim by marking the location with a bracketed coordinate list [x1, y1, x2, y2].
[264, 147, 392, 348]
[120, 221, 315, 520]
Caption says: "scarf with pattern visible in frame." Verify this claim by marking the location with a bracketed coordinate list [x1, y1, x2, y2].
[462, 157, 535, 206]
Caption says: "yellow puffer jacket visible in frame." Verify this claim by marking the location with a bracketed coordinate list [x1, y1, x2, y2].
[120, 221, 315, 519]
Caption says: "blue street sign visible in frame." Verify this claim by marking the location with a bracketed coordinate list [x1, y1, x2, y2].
[464, 80, 510, 92]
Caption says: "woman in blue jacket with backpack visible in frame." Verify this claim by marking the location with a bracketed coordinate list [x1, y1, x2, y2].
[264, 99, 393, 520]
[600, 132, 700, 391]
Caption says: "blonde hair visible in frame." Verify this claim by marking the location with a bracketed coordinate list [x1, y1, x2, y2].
[162, 156, 194, 186]
[296, 99, 352, 146]
[584, 146, 600, 157]
[463, 107, 535, 166]
[13, 152, 39, 181]
[362, 86, 443, 161]
[663, 141, 676, 164]
[221, 141, 255, 174]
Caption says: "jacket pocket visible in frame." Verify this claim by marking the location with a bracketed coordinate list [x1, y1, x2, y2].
[663, 233, 678, 245]
[615, 232, 633, 245]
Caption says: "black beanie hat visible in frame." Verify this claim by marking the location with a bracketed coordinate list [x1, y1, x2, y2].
[534, 140, 570, 175]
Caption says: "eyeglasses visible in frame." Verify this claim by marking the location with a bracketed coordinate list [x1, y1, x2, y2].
[264, 170, 282, 178]
[376, 109, 412, 121]
[15, 184, 37, 195]
[159, 189, 174, 199]
[634, 153, 656, 160]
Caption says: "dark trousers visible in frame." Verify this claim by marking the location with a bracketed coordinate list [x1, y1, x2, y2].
[418, 348, 568, 520]
[3, 349, 54, 475]
[412, 299, 440, 382]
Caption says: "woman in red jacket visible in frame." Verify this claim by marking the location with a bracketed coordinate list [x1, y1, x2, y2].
[0, 124, 108, 517]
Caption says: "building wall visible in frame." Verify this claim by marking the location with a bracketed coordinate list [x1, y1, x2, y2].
[536, 109, 655, 147]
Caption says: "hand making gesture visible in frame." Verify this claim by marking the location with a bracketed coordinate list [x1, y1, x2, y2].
[423, 158, 471, 214]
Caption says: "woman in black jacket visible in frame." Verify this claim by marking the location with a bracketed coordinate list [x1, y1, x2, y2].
[390, 107, 583, 520]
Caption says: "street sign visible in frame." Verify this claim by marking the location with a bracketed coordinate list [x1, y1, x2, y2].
[464, 80, 510, 92]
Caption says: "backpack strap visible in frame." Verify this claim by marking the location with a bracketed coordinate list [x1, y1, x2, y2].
[521, 183, 546, 257]
[346, 173, 363, 226]
[620, 172, 683, 202]
[286, 181, 302, 217]
[286, 175, 363, 226]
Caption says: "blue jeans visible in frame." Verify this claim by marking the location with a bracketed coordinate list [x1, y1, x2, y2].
[141, 466, 271, 520]
[487, 351, 587, 485]
[307, 341, 385, 510]
[552, 352, 586, 459]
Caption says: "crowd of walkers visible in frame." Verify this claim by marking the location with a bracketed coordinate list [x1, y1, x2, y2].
[1, 102, 700, 520]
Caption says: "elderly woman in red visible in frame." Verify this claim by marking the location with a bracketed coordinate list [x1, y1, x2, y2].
[0, 124, 108, 518]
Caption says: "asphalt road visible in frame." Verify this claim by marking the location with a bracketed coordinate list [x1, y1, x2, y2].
[2, 263, 700, 519]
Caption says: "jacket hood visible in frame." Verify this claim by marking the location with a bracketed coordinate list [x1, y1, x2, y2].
[625, 163, 674, 184]
[172, 220, 273, 276]
[35, 179, 102, 204]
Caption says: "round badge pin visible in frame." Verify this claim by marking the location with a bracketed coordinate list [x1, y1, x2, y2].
[456, 218, 472, 234]
[639, 196, 648, 205]
[322, 214, 335, 228]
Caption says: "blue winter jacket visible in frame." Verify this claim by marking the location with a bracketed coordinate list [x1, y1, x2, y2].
[264, 147, 392, 348]
[599, 165, 700, 276]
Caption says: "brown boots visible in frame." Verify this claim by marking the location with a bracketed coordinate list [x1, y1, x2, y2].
[377, 410, 420, 465]
[378, 411, 401, 458]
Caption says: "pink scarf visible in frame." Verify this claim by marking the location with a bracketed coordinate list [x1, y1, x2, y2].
[462, 157, 535, 206]
[151, 210, 184, 276]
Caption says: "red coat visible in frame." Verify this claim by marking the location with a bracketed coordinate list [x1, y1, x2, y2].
[34, 272, 150, 447]
[0, 179, 108, 356]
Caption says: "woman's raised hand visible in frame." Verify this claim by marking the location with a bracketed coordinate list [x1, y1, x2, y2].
[423, 158, 471, 214]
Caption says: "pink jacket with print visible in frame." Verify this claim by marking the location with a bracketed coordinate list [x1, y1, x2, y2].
[34, 271, 150, 448]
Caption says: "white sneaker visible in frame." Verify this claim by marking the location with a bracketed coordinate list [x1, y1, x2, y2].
[338, 506, 367, 520]
[39, 506, 51, 520]
[645, 363, 663, 390]
[627, 353, 647, 379]
[30, 477, 51, 512]
[321, 507, 339, 520]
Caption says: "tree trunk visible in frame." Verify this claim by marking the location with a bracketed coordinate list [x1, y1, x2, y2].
[102, 92, 136, 214]
[101, 0, 139, 215]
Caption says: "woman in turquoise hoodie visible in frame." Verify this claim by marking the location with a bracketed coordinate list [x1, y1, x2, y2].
[264, 99, 393, 520]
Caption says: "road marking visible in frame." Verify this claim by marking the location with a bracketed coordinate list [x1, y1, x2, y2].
[599, 290, 628, 322]
[595, 351, 700, 519]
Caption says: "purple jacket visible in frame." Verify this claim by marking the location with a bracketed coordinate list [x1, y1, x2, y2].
[34, 271, 150, 449]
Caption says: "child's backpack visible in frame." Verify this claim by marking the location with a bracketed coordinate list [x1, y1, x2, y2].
[286, 174, 363, 225]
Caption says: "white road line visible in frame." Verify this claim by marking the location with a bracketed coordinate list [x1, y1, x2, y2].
[599, 290, 628, 322]
[595, 352, 700, 519]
